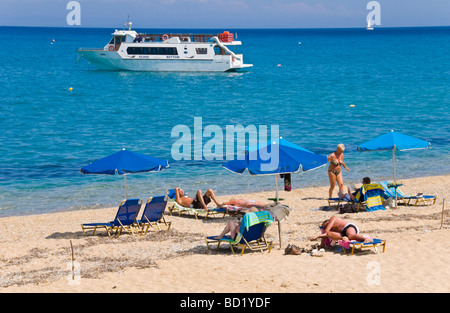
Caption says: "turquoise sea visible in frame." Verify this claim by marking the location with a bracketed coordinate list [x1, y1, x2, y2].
[0, 26, 449, 217]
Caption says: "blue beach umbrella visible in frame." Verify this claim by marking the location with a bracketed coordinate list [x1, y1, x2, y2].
[357, 130, 431, 208]
[81, 148, 169, 199]
[223, 137, 327, 202]
[223, 137, 327, 248]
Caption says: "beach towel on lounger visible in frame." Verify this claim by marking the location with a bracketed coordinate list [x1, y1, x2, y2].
[206, 211, 274, 255]
[232, 211, 273, 244]
[379, 181, 436, 206]
[354, 183, 387, 212]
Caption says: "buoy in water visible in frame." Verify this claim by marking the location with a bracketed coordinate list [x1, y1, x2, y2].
[68, 87, 73, 91]
[277, 64, 281, 67]
[350, 104, 355, 107]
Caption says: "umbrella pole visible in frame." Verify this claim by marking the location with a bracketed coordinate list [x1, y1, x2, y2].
[124, 174, 128, 200]
[275, 174, 282, 248]
[278, 220, 282, 249]
[275, 174, 279, 204]
[393, 147, 397, 209]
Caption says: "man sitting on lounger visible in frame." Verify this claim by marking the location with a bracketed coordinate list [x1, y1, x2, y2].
[338, 177, 371, 201]
[309, 216, 373, 249]
[213, 207, 260, 240]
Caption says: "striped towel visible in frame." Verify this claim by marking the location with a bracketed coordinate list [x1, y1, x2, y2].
[208, 211, 274, 244]
[241, 211, 273, 231]
[355, 183, 387, 212]
[378, 181, 397, 198]
[231, 211, 273, 244]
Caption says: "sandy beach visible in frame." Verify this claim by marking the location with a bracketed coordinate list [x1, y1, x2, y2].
[1, 174, 449, 293]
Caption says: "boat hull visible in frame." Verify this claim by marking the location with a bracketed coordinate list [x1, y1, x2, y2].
[76, 50, 252, 72]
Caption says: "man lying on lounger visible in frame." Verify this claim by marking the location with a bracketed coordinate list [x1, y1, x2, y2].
[174, 187, 221, 210]
[221, 198, 267, 210]
[174, 188, 267, 211]
[309, 216, 374, 249]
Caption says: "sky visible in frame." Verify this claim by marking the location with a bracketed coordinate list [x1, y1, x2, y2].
[0, 0, 449, 28]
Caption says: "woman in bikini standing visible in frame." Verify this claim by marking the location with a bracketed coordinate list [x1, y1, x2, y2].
[327, 144, 349, 199]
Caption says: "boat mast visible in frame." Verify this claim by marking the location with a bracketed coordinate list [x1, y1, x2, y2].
[124, 15, 132, 31]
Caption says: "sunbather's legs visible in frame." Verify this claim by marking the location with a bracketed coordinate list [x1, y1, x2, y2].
[194, 188, 221, 209]
[328, 171, 345, 198]
[336, 172, 345, 196]
[223, 199, 246, 207]
[324, 230, 344, 241]
[348, 186, 357, 201]
[204, 188, 222, 206]
[223, 199, 266, 209]
[345, 227, 369, 242]
[328, 171, 336, 198]
[195, 189, 209, 210]
[214, 221, 241, 240]
[243, 200, 266, 209]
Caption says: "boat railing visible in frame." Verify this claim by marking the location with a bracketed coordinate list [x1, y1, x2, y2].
[137, 33, 220, 43]
[77, 47, 105, 51]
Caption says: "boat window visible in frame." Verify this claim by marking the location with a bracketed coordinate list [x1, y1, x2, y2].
[127, 47, 178, 55]
[115, 36, 126, 44]
[214, 46, 226, 55]
[109, 38, 114, 44]
[195, 48, 208, 55]
[227, 45, 239, 54]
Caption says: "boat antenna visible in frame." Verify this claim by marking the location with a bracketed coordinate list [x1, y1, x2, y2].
[124, 15, 132, 30]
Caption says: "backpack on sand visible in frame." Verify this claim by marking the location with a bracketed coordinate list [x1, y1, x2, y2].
[338, 202, 358, 214]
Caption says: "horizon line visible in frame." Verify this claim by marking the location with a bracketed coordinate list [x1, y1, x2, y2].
[0, 25, 450, 30]
[0, 25, 449, 30]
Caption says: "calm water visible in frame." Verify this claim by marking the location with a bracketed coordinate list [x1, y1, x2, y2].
[0, 26, 449, 217]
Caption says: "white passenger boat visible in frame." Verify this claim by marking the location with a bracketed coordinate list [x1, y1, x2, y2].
[76, 21, 253, 72]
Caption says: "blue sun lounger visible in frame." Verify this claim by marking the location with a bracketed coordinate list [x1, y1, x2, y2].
[354, 183, 387, 212]
[205, 211, 274, 255]
[379, 181, 436, 206]
[327, 197, 352, 207]
[81, 199, 142, 238]
[339, 238, 387, 255]
[136, 195, 171, 235]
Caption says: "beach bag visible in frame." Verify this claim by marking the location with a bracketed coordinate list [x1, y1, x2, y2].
[383, 198, 394, 209]
[280, 174, 291, 191]
[338, 202, 358, 214]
